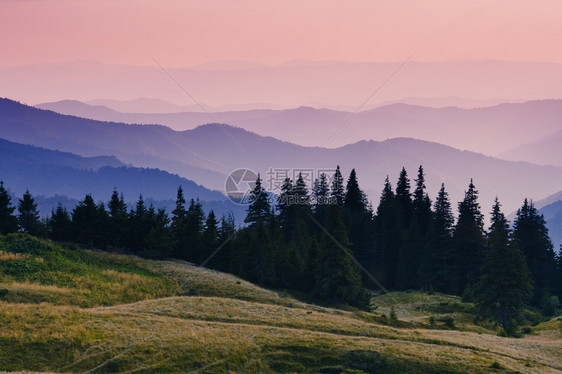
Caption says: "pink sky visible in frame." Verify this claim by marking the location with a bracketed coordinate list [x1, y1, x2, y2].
[2, 0, 562, 68]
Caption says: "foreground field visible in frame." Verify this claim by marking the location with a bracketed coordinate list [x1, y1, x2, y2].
[0, 235, 560, 373]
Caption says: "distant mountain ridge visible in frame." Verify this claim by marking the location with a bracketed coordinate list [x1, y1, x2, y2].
[499, 128, 562, 167]
[0, 137, 124, 170]
[0, 135, 249, 222]
[36, 98, 562, 156]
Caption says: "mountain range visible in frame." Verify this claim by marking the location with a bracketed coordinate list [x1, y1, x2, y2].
[36, 99, 562, 157]
[2, 98, 562, 216]
[0, 136, 246, 221]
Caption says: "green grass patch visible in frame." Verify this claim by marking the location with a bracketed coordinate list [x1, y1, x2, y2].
[0, 234, 180, 307]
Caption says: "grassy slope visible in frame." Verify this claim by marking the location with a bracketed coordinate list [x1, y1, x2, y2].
[0, 234, 560, 373]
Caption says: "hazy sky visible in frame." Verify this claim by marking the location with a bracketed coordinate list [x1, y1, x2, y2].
[2, 0, 562, 67]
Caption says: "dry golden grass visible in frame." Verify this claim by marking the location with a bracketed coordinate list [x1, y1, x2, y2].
[136, 258, 298, 306]
[0, 250, 43, 263]
[1, 299, 560, 373]
[1, 238, 560, 373]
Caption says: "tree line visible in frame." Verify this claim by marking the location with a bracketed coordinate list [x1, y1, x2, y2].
[0, 166, 561, 325]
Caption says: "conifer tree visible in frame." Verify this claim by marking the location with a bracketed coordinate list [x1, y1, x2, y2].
[18, 190, 41, 236]
[451, 179, 486, 295]
[394, 167, 416, 290]
[312, 173, 331, 225]
[412, 166, 432, 227]
[95, 202, 109, 248]
[49, 204, 71, 242]
[395, 167, 413, 224]
[201, 210, 219, 264]
[330, 165, 345, 206]
[312, 173, 330, 207]
[108, 189, 128, 248]
[313, 204, 370, 308]
[408, 166, 433, 288]
[513, 199, 557, 306]
[277, 177, 293, 230]
[422, 184, 455, 291]
[211, 213, 236, 272]
[374, 176, 400, 288]
[245, 174, 270, 226]
[142, 206, 173, 259]
[246, 217, 276, 286]
[476, 199, 533, 331]
[71, 194, 98, 245]
[171, 186, 188, 258]
[344, 169, 368, 212]
[128, 195, 149, 252]
[343, 169, 374, 282]
[265, 173, 315, 290]
[0, 181, 18, 234]
[185, 199, 205, 262]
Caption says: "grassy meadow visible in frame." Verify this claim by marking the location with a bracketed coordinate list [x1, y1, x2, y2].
[0, 234, 560, 373]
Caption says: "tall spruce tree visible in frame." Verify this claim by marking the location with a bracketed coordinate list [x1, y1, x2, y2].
[95, 203, 109, 249]
[312, 173, 330, 207]
[343, 169, 374, 283]
[313, 204, 370, 308]
[277, 177, 293, 231]
[513, 199, 557, 306]
[312, 173, 331, 234]
[141, 206, 173, 259]
[395, 167, 413, 225]
[276, 174, 309, 288]
[185, 199, 205, 262]
[245, 174, 271, 226]
[0, 181, 18, 234]
[409, 166, 434, 289]
[128, 195, 151, 253]
[171, 186, 188, 258]
[412, 166, 432, 227]
[451, 179, 486, 295]
[374, 176, 400, 288]
[330, 165, 345, 207]
[18, 190, 41, 236]
[475, 199, 533, 331]
[71, 194, 98, 245]
[395, 167, 416, 290]
[201, 210, 219, 264]
[49, 204, 71, 242]
[422, 184, 455, 291]
[108, 189, 128, 248]
[344, 169, 368, 212]
[211, 213, 236, 272]
[245, 216, 277, 286]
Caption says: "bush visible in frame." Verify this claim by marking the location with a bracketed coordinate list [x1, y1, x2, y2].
[489, 361, 503, 369]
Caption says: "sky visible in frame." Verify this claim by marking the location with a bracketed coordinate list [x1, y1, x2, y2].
[2, 0, 562, 68]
